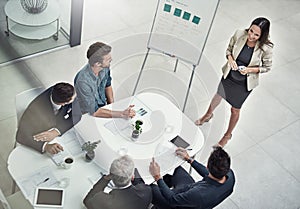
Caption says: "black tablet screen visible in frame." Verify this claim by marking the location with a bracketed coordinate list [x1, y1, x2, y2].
[170, 136, 190, 148]
[36, 189, 63, 205]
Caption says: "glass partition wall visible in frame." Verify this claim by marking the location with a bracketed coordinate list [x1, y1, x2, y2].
[0, 0, 82, 65]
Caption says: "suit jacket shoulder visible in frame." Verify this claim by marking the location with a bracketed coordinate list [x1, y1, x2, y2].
[16, 88, 54, 152]
[16, 87, 82, 153]
[84, 177, 152, 209]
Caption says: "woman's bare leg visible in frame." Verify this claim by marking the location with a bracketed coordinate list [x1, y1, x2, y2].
[218, 106, 240, 147]
[195, 94, 222, 125]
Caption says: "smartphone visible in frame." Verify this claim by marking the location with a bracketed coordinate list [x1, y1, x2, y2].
[170, 135, 190, 148]
[238, 66, 245, 71]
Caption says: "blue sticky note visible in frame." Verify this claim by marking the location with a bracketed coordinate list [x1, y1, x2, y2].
[182, 12, 191, 21]
[174, 8, 182, 17]
[164, 4, 171, 12]
[192, 16, 201, 24]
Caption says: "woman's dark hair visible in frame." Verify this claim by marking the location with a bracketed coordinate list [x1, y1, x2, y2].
[207, 147, 231, 179]
[51, 82, 74, 104]
[246, 17, 273, 49]
[87, 42, 112, 66]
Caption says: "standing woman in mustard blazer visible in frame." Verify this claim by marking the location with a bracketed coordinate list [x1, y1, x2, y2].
[195, 17, 274, 147]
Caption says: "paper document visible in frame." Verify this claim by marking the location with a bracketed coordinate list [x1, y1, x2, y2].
[88, 172, 102, 185]
[49, 130, 83, 165]
[18, 166, 57, 199]
[60, 130, 83, 156]
[50, 149, 72, 166]
[154, 143, 183, 173]
[104, 119, 131, 135]
[104, 96, 153, 136]
[131, 97, 152, 120]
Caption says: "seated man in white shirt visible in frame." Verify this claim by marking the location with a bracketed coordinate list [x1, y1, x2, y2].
[16, 82, 82, 154]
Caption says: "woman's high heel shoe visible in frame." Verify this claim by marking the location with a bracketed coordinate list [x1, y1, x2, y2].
[195, 113, 213, 126]
[214, 134, 232, 148]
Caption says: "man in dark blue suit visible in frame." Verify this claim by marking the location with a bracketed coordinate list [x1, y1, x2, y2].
[16, 82, 82, 154]
[149, 147, 235, 209]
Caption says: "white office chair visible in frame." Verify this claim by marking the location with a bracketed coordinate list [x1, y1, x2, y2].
[0, 188, 33, 209]
[15, 87, 45, 124]
[11, 87, 45, 194]
[6, 191, 33, 209]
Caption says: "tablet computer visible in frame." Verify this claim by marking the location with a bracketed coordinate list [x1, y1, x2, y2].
[33, 187, 65, 208]
[170, 135, 190, 148]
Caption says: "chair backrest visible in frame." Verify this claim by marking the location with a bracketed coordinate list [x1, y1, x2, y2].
[6, 191, 33, 209]
[15, 87, 45, 123]
[0, 188, 11, 209]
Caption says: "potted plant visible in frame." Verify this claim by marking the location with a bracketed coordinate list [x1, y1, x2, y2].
[132, 120, 143, 140]
[81, 140, 101, 162]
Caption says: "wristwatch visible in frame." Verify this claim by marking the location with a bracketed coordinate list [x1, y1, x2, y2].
[187, 157, 193, 164]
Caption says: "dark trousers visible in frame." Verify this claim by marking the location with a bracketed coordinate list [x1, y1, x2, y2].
[151, 166, 195, 209]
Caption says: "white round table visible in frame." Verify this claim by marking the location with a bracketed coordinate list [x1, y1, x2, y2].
[75, 93, 205, 183]
[4, 0, 60, 40]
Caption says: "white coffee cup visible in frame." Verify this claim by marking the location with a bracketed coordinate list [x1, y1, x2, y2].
[61, 157, 74, 169]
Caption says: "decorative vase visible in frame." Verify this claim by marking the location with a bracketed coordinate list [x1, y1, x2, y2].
[85, 151, 95, 162]
[20, 0, 48, 14]
[131, 130, 140, 140]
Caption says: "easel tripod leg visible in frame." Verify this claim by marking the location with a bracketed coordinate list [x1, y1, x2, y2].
[132, 48, 150, 95]
[182, 65, 196, 112]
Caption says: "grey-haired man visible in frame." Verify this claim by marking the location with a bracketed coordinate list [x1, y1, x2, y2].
[84, 155, 152, 209]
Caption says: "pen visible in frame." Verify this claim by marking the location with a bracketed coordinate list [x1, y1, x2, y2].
[136, 108, 143, 114]
[141, 110, 147, 116]
[37, 177, 49, 186]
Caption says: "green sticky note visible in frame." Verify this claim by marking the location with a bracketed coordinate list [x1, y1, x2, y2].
[174, 8, 182, 17]
[182, 12, 191, 21]
[192, 16, 201, 24]
[164, 4, 171, 12]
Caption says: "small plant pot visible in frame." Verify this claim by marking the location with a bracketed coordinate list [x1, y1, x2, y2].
[131, 130, 140, 140]
[85, 151, 95, 162]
